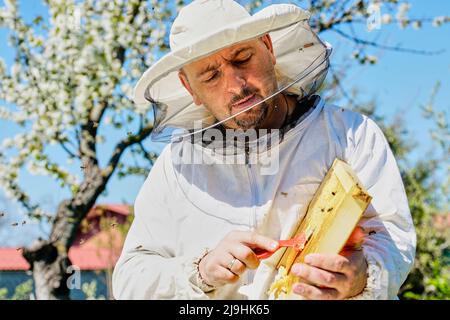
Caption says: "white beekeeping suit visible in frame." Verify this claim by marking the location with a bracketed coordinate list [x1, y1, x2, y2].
[113, 97, 416, 299]
[112, 0, 416, 299]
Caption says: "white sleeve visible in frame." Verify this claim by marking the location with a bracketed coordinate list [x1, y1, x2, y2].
[345, 117, 416, 300]
[112, 147, 209, 300]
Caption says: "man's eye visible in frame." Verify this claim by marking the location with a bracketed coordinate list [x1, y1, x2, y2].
[204, 72, 218, 83]
[235, 55, 252, 65]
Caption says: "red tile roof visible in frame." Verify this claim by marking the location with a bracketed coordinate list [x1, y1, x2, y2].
[434, 213, 450, 228]
[0, 249, 29, 271]
[0, 204, 131, 271]
[86, 204, 131, 220]
[0, 247, 121, 271]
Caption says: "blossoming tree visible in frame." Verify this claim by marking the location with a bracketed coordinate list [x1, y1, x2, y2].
[0, 0, 172, 299]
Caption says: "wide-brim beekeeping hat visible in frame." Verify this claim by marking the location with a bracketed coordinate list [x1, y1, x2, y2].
[133, 0, 332, 142]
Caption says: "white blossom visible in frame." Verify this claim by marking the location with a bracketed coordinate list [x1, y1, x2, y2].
[367, 55, 378, 64]
[396, 2, 411, 29]
[11, 63, 21, 78]
[432, 16, 447, 27]
[120, 83, 133, 100]
[1, 138, 14, 148]
[381, 14, 392, 25]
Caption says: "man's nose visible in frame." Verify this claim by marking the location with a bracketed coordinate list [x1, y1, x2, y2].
[224, 66, 247, 95]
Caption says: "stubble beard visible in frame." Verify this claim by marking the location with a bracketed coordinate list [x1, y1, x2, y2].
[233, 101, 270, 130]
[226, 87, 272, 130]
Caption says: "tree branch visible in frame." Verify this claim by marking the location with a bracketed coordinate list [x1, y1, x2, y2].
[328, 66, 359, 108]
[138, 141, 155, 166]
[331, 27, 445, 56]
[102, 124, 153, 179]
[58, 141, 77, 159]
[87, 0, 144, 126]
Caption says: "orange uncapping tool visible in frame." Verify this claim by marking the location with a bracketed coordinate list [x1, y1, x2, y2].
[254, 232, 310, 260]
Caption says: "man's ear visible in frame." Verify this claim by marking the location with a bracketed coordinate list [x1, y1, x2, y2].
[261, 34, 276, 65]
[178, 70, 202, 105]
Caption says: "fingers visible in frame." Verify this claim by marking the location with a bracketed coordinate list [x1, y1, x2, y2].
[229, 259, 246, 276]
[235, 231, 278, 252]
[221, 253, 246, 275]
[213, 267, 239, 285]
[292, 252, 368, 299]
[292, 282, 339, 300]
[304, 253, 351, 274]
[225, 231, 278, 268]
[200, 252, 240, 286]
[230, 244, 260, 269]
[200, 231, 277, 287]
[291, 263, 346, 289]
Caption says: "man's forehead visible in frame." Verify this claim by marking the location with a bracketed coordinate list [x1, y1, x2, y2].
[183, 39, 260, 76]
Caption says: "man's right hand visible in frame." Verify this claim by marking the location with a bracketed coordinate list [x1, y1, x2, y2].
[198, 231, 278, 287]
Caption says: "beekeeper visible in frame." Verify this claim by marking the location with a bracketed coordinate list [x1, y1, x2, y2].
[112, 0, 416, 300]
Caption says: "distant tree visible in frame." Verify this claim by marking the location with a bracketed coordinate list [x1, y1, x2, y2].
[82, 279, 105, 300]
[337, 82, 449, 299]
[0, 0, 168, 299]
[0, 279, 34, 300]
[395, 84, 449, 300]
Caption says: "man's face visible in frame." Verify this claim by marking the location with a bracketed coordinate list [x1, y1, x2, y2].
[179, 35, 278, 130]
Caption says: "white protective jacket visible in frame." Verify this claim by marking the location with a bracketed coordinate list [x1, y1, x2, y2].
[112, 97, 416, 299]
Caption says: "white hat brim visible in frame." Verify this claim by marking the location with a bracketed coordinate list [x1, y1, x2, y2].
[133, 4, 331, 141]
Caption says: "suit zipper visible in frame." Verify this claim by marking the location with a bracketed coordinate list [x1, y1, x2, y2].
[245, 143, 258, 285]
[245, 144, 258, 230]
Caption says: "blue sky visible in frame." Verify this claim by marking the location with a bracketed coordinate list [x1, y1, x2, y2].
[321, 0, 450, 162]
[0, 0, 449, 246]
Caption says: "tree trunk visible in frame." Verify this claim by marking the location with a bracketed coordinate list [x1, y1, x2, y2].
[23, 239, 71, 299]
[23, 172, 107, 299]
[20, 98, 151, 298]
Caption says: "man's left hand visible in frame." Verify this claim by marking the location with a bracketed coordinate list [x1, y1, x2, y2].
[290, 250, 368, 299]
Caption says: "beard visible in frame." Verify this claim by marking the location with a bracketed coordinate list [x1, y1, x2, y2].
[233, 102, 269, 129]
[226, 87, 271, 130]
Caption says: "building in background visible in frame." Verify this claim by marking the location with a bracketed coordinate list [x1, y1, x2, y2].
[0, 204, 132, 299]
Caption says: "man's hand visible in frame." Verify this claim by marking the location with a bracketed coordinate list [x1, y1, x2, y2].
[199, 231, 278, 287]
[291, 250, 368, 299]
